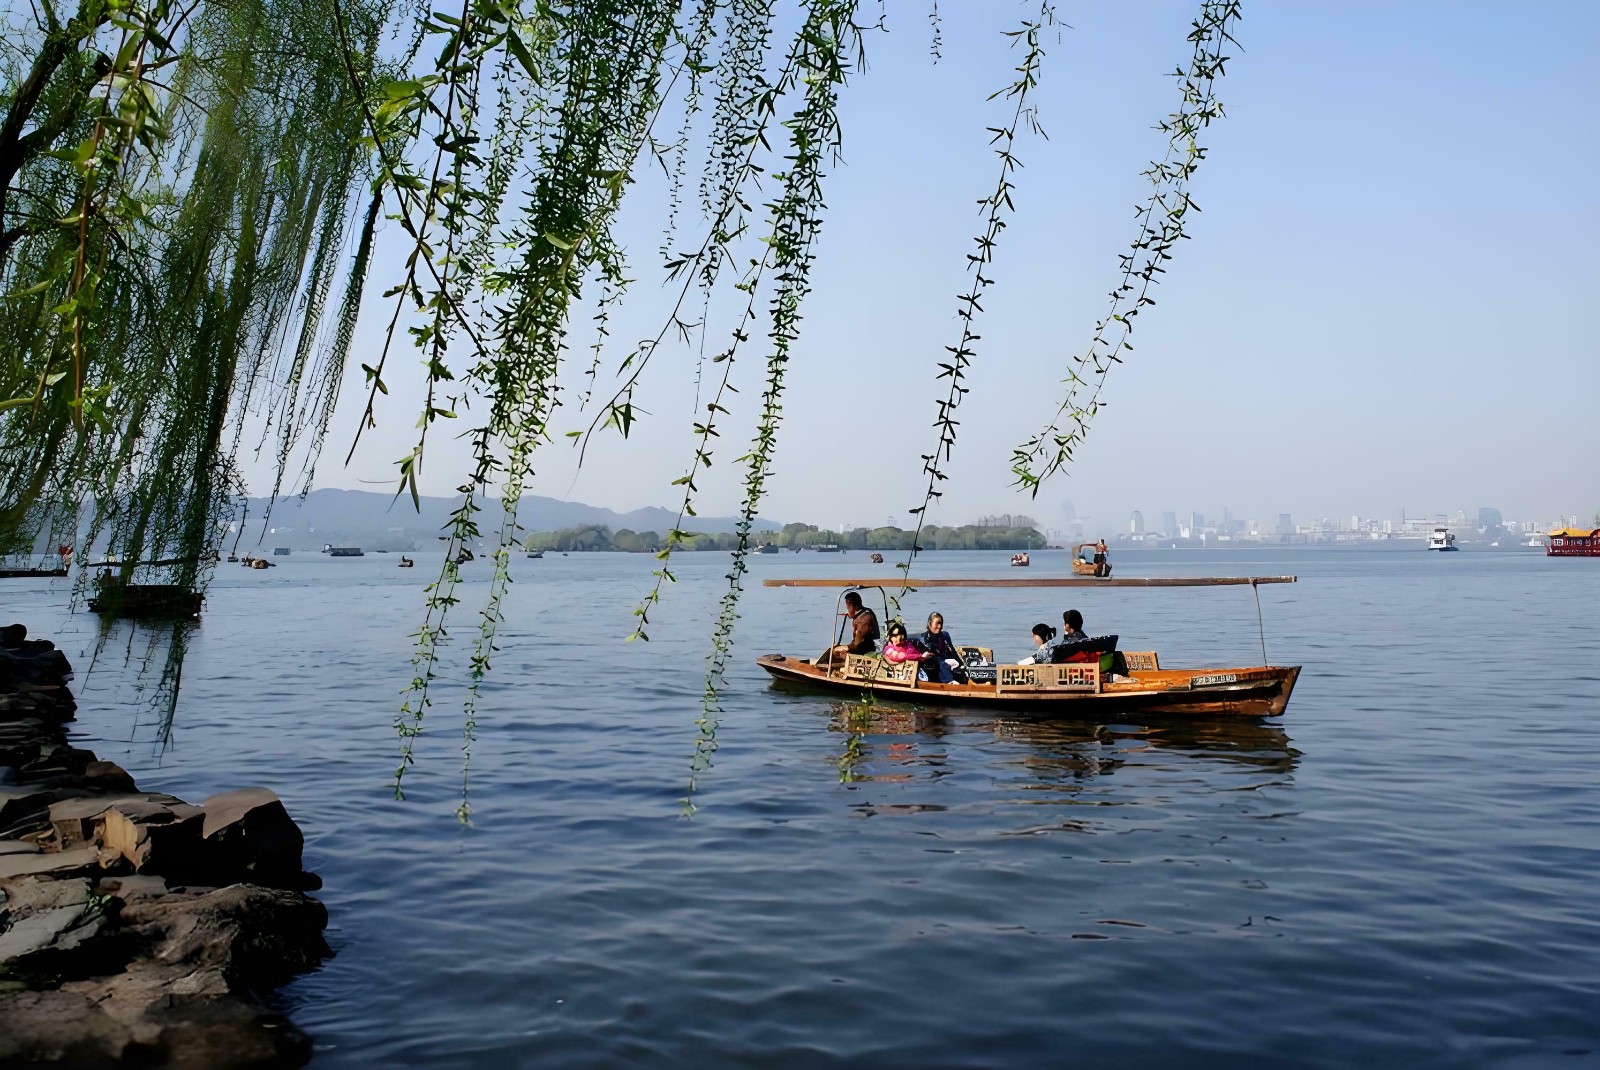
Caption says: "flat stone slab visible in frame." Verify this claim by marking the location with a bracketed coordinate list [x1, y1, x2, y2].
[0, 899, 105, 968]
[4, 876, 90, 913]
[100, 874, 169, 902]
[0, 845, 101, 884]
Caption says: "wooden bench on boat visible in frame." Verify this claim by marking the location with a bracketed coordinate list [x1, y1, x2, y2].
[840, 654, 919, 686]
[996, 662, 1100, 693]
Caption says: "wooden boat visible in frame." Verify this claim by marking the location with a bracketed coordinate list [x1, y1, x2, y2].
[456, 548, 474, 564]
[756, 575, 1300, 719]
[248, 557, 271, 569]
[870, 552, 884, 563]
[398, 556, 414, 567]
[1010, 552, 1030, 567]
[0, 566, 68, 579]
[1072, 540, 1111, 577]
[87, 584, 203, 619]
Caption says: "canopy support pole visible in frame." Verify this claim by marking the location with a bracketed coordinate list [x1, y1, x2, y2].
[1252, 579, 1268, 666]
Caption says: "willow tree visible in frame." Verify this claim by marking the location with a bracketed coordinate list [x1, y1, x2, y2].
[0, 0, 1242, 810]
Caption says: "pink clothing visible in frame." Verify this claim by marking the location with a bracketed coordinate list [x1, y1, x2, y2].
[883, 639, 925, 664]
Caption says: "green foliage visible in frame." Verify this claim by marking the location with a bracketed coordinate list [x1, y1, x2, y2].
[898, 1, 1054, 604]
[0, 0, 1245, 814]
[1010, 0, 1242, 493]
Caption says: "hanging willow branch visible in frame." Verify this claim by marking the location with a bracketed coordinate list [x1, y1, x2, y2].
[1, 0, 1247, 816]
[897, 1, 1053, 600]
[1010, 0, 1242, 495]
[684, 0, 859, 812]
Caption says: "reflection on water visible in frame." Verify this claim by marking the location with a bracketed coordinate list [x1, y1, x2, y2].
[826, 701, 1298, 832]
[80, 616, 196, 752]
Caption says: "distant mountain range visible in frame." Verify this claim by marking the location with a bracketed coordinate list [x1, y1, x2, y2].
[234, 489, 783, 550]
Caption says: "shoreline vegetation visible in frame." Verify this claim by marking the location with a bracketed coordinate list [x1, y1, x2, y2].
[0, 624, 327, 1068]
[525, 520, 1048, 554]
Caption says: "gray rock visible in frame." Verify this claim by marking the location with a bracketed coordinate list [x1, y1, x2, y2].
[0, 786, 55, 828]
[0, 845, 103, 886]
[102, 800, 205, 876]
[4, 876, 90, 913]
[200, 789, 307, 889]
[120, 883, 329, 984]
[98, 874, 170, 902]
[0, 884, 110, 979]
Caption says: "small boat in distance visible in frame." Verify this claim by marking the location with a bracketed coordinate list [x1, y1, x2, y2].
[870, 552, 884, 564]
[323, 544, 364, 557]
[756, 543, 779, 555]
[815, 543, 842, 553]
[0, 566, 68, 579]
[273, 547, 291, 556]
[88, 583, 203, 619]
[398, 556, 414, 568]
[1010, 552, 1030, 567]
[1546, 527, 1600, 557]
[1071, 540, 1112, 577]
[527, 549, 544, 559]
[1427, 528, 1459, 551]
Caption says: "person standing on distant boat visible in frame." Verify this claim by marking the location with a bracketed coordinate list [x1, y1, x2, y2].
[919, 611, 963, 683]
[818, 591, 880, 668]
[1018, 623, 1059, 665]
[1061, 609, 1087, 642]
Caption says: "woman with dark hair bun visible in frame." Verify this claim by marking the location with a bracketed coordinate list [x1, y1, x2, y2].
[919, 611, 963, 683]
[1018, 623, 1058, 665]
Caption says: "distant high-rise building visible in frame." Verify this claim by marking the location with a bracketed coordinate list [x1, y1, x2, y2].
[1130, 510, 1145, 535]
[1190, 510, 1205, 535]
[1062, 500, 1077, 523]
[1277, 513, 1293, 535]
[1478, 507, 1503, 529]
[1161, 511, 1178, 536]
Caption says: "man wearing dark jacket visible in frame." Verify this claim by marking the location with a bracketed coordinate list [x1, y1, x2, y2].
[818, 591, 879, 668]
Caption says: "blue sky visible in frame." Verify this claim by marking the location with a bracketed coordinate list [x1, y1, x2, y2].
[289, 0, 1600, 531]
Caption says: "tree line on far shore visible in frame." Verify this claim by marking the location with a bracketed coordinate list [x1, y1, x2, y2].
[524, 521, 1047, 554]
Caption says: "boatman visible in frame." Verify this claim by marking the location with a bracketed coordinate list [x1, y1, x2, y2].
[818, 591, 880, 668]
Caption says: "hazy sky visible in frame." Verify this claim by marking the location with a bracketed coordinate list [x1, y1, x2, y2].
[270, 0, 1600, 533]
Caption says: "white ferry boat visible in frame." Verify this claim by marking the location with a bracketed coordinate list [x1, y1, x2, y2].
[1427, 528, 1459, 551]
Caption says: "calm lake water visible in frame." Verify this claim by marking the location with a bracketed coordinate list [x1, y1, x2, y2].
[5, 547, 1599, 1068]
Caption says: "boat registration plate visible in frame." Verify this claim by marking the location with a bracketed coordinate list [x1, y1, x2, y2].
[1191, 673, 1239, 688]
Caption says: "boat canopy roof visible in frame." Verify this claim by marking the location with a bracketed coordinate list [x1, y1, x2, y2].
[1548, 527, 1599, 538]
[762, 576, 1295, 589]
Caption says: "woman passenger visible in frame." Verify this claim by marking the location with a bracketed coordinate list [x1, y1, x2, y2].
[882, 622, 927, 667]
[1018, 623, 1059, 665]
[919, 611, 964, 683]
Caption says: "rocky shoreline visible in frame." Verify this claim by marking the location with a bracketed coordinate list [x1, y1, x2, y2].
[1, 623, 328, 1069]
